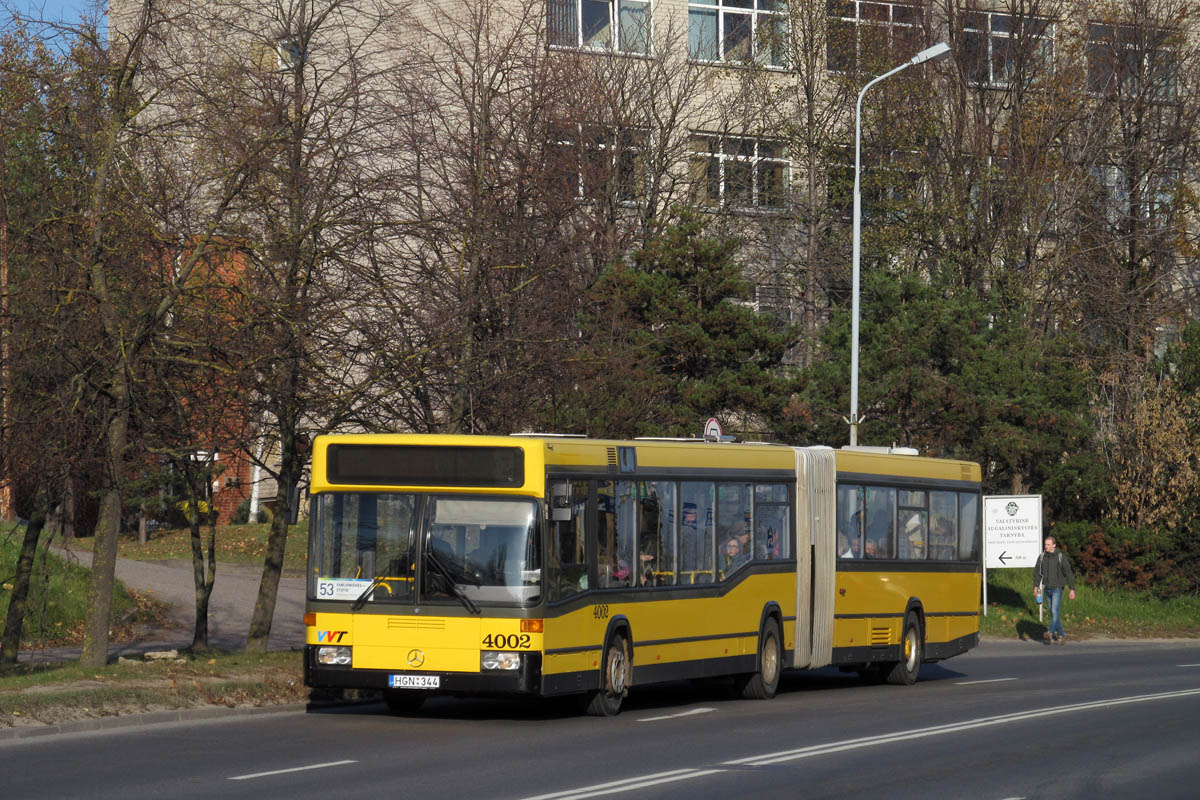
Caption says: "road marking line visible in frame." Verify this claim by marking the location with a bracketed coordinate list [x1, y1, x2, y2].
[723, 688, 1200, 767]
[956, 678, 1018, 685]
[229, 760, 358, 781]
[1178, 664, 1200, 668]
[637, 707, 717, 722]
[520, 768, 723, 800]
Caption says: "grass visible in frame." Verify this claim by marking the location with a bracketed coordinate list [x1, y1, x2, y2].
[0, 522, 150, 648]
[66, 521, 310, 573]
[980, 566, 1200, 640]
[0, 650, 307, 725]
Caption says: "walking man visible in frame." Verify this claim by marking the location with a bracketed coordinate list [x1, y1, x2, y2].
[1033, 535, 1076, 644]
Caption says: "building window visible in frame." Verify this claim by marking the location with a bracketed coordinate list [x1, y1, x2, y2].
[551, 125, 647, 202]
[1090, 163, 1175, 224]
[688, 0, 788, 67]
[826, 0, 923, 73]
[548, 0, 651, 55]
[275, 36, 306, 69]
[826, 147, 920, 221]
[754, 284, 794, 330]
[961, 10, 1051, 87]
[690, 135, 788, 209]
[1087, 21, 1176, 101]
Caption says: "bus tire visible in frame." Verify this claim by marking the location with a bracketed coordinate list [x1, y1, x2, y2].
[584, 632, 630, 716]
[884, 613, 922, 686]
[383, 690, 426, 714]
[734, 617, 782, 700]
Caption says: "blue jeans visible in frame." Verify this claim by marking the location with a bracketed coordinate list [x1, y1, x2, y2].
[1046, 587, 1065, 638]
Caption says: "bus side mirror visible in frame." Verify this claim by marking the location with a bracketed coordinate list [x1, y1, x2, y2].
[550, 482, 572, 521]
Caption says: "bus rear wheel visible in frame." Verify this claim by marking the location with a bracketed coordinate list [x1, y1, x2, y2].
[734, 618, 782, 700]
[383, 689, 426, 714]
[884, 613, 922, 686]
[584, 633, 630, 716]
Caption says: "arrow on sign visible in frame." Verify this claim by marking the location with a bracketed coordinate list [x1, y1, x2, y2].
[997, 551, 1010, 565]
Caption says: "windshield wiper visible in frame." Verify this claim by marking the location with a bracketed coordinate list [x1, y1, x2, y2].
[350, 575, 391, 611]
[425, 550, 481, 614]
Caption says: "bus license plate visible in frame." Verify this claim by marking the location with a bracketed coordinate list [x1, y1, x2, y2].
[389, 674, 439, 689]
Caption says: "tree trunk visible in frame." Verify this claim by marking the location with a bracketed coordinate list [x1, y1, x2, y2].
[80, 395, 130, 667]
[245, 423, 297, 653]
[0, 516, 44, 664]
[188, 474, 217, 651]
[245, 482, 291, 652]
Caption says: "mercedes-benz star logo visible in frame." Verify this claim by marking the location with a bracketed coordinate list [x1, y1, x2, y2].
[407, 649, 425, 667]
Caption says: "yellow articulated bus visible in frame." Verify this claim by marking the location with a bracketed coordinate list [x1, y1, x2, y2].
[303, 433, 981, 715]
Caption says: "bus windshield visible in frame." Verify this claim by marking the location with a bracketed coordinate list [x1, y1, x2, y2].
[309, 493, 541, 607]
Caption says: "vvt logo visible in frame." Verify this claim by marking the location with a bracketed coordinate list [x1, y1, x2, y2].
[317, 630, 348, 643]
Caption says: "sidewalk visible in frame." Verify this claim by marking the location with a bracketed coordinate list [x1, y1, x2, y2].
[19, 545, 306, 663]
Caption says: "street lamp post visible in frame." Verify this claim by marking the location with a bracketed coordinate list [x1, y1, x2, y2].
[849, 41, 951, 447]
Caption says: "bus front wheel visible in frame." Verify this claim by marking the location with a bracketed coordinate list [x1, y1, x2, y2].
[884, 613, 922, 686]
[734, 618, 782, 700]
[584, 632, 630, 716]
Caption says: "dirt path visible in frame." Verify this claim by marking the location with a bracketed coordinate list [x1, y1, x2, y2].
[34, 545, 306, 660]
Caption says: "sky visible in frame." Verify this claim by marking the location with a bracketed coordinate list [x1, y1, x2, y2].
[7, 0, 96, 25]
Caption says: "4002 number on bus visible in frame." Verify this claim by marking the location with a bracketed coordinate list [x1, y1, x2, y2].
[481, 633, 532, 649]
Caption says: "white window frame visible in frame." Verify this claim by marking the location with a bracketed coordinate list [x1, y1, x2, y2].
[1086, 21, 1177, 102]
[553, 125, 648, 202]
[961, 10, 1053, 88]
[275, 36, 306, 70]
[826, 0, 924, 73]
[688, 0, 788, 68]
[548, 0, 652, 55]
[690, 134, 789, 210]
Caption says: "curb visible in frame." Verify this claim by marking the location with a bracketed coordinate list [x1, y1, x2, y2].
[0, 702, 309, 742]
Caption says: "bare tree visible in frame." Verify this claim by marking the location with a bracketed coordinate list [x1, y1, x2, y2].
[169, 0, 405, 650]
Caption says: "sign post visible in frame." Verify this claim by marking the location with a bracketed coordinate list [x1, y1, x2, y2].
[703, 417, 723, 440]
[981, 495, 1043, 616]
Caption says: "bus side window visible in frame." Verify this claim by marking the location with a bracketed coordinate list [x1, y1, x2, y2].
[755, 483, 790, 560]
[614, 481, 636, 587]
[679, 482, 715, 584]
[929, 491, 958, 560]
[864, 486, 896, 558]
[638, 481, 676, 586]
[717, 483, 750, 580]
[595, 481, 615, 588]
[958, 492, 980, 561]
[756, 503, 788, 560]
[548, 483, 588, 600]
[836, 484, 863, 558]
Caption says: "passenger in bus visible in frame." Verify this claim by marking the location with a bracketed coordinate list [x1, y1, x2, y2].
[722, 538, 749, 575]
[638, 555, 657, 586]
[903, 515, 925, 559]
[838, 532, 855, 559]
[863, 539, 878, 558]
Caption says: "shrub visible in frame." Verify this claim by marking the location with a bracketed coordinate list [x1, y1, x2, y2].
[1050, 519, 1190, 598]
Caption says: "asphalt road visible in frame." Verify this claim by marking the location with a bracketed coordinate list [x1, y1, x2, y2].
[4, 638, 1199, 799]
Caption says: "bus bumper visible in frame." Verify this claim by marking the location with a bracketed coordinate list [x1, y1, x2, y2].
[304, 646, 543, 695]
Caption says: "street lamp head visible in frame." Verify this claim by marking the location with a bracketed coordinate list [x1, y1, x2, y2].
[909, 41, 951, 66]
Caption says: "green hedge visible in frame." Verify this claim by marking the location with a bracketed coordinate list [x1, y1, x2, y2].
[1050, 519, 1200, 599]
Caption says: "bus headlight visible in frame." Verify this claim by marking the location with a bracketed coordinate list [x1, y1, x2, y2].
[317, 646, 352, 666]
[480, 651, 521, 671]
